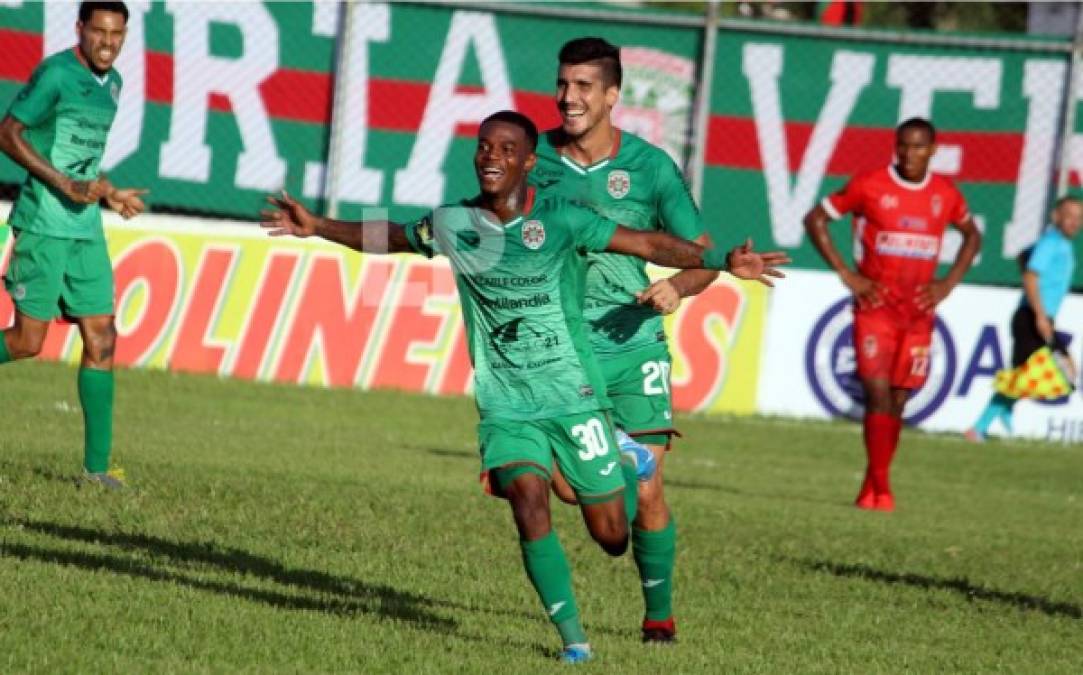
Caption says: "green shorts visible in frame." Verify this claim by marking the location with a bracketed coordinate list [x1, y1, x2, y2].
[479, 409, 625, 504]
[599, 345, 678, 445]
[4, 230, 114, 321]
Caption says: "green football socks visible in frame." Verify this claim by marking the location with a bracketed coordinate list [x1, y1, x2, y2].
[78, 367, 114, 473]
[520, 530, 588, 647]
[633, 518, 677, 621]
[621, 459, 638, 524]
[0, 334, 11, 364]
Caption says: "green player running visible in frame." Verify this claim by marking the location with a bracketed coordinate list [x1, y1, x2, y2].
[260, 111, 787, 663]
[530, 37, 747, 643]
[0, 1, 147, 489]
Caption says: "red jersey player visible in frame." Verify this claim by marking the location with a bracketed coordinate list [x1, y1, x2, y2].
[803, 117, 982, 511]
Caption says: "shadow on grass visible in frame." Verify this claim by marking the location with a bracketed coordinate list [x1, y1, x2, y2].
[799, 559, 1082, 619]
[5, 519, 456, 631]
[425, 448, 475, 461]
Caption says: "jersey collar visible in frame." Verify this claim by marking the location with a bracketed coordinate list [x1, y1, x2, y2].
[475, 186, 535, 229]
[553, 128, 622, 176]
[887, 164, 931, 191]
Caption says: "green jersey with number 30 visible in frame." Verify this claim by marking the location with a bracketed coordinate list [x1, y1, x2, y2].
[530, 129, 706, 358]
[7, 49, 121, 240]
[405, 190, 617, 421]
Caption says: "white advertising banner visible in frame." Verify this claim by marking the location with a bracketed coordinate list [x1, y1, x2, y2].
[759, 269, 1083, 443]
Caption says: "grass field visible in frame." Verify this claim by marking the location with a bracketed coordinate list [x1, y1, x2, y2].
[1, 361, 1080, 673]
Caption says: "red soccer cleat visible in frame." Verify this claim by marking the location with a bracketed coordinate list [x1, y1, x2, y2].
[873, 491, 895, 512]
[854, 474, 876, 509]
[642, 617, 677, 644]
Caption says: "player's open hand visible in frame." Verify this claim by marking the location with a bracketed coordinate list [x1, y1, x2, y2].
[62, 176, 111, 205]
[725, 238, 790, 287]
[261, 190, 320, 238]
[841, 269, 885, 310]
[105, 186, 148, 219]
[636, 278, 682, 315]
[914, 279, 953, 313]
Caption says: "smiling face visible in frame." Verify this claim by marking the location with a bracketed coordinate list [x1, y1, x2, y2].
[474, 120, 537, 198]
[556, 62, 619, 140]
[894, 126, 936, 182]
[77, 9, 127, 74]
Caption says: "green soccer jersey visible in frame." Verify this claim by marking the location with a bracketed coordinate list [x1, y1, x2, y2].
[530, 129, 705, 358]
[404, 190, 617, 421]
[7, 49, 121, 241]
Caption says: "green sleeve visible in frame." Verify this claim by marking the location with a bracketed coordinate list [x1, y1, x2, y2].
[403, 211, 438, 259]
[655, 157, 705, 241]
[8, 61, 62, 127]
[568, 202, 618, 253]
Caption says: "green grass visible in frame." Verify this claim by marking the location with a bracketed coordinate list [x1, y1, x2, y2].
[1, 361, 1080, 673]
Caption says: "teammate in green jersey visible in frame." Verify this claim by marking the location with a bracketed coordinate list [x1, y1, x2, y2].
[0, 2, 147, 489]
[261, 111, 786, 663]
[530, 37, 733, 643]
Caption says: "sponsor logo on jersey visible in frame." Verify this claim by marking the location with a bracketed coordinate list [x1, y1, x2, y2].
[879, 194, 899, 210]
[474, 274, 547, 288]
[606, 170, 631, 199]
[931, 194, 943, 217]
[478, 293, 552, 310]
[110, 82, 120, 104]
[898, 215, 928, 230]
[521, 219, 545, 250]
[875, 231, 939, 259]
[489, 317, 561, 366]
[805, 298, 956, 425]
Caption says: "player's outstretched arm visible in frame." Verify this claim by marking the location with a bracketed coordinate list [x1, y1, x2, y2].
[639, 232, 719, 315]
[804, 204, 883, 308]
[260, 190, 413, 254]
[915, 215, 982, 312]
[0, 114, 108, 205]
[606, 226, 788, 287]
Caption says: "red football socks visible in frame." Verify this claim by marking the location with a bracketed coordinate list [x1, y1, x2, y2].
[859, 412, 902, 510]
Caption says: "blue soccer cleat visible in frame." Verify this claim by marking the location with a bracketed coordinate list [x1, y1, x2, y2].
[616, 428, 657, 482]
[559, 644, 593, 664]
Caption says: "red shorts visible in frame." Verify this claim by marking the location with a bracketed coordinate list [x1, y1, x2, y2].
[853, 311, 933, 390]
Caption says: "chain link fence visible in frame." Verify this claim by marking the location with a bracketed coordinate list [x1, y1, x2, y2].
[1, 1, 1082, 284]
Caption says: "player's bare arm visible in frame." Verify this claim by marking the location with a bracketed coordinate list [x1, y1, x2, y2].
[914, 215, 982, 312]
[607, 227, 789, 286]
[804, 203, 883, 309]
[0, 114, 109, 205]
[260, 190, 412, 253]
[638, 233, 719, 315]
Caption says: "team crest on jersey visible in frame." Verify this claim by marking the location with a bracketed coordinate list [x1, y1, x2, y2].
[109, 82, 120, 104]
[863, 335, 878, 358]
[607, 170, 631, 199]
[930, 194, 942, 217]
[879, 194, 899, 210]
[522, 220, 546, 250]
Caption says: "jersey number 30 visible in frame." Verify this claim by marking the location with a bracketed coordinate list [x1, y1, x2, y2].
[572, 417, 610, 461]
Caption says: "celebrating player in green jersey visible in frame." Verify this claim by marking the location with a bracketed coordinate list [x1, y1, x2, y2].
[529, 37, 729, 643]
[0, 1, 147, 489]
[261, 111, 786, 663]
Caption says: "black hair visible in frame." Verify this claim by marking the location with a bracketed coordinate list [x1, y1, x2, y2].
[480, 110, 539, 151]
[896, 117, 936, 143]
[79, 1, 129, 24]
[558, 37, 622, 89]
[1054, 195, 1082, 209]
